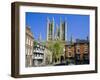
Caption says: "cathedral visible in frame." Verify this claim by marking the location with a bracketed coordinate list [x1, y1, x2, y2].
[46, 17, 67, 41]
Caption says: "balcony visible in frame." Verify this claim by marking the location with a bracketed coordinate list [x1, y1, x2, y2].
[33, 49, 44, 54]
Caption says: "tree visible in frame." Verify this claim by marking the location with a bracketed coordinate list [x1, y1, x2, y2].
[54, 41, 64, 62]
[34, 40, 38, 47]
[47, 40, 64, 63]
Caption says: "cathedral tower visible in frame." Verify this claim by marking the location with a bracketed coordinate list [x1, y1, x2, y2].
[60, 18, 67, 41]
[47, 17, 67, 41]
[47, 17, 54, 41]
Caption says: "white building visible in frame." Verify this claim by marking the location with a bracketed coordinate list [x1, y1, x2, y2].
[33, 42, 45, 66]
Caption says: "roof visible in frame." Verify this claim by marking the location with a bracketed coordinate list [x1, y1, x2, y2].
[65, 41, 74, 46]
[75, 39, 89, 44]
[65, 39, 89, 46]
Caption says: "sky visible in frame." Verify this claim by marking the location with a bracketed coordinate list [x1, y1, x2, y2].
[26, 12, 89, 41]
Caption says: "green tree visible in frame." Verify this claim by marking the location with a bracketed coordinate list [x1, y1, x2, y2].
[47, 41, 64, 63]
[34, 40, 38, 47]
[54, 41, 64, 62]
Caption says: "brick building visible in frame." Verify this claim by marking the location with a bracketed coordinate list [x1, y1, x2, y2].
[75, 39, 89, 64]
[65, 38, 89, 65]
[65, 42, 75, 65]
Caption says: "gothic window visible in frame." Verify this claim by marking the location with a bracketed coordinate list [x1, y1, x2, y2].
[76, 44, 80, 54]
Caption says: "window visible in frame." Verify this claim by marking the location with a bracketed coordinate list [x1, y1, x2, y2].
[84, 45, 88, 53]
[69, 52, 72, 57]
[84, 49, 88, 53]
[76, 49, 80, 54]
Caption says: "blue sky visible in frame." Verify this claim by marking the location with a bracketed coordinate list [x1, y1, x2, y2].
[26, 12, 89, 41]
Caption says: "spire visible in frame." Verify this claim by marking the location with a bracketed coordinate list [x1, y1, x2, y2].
[38, 33, 42, 42]
[86, 36, 89, 41]
[70, 34, 73, 43]
[60, 17, 62, 40]
[52, 17, 55, 40]
[65, 17, 68, 41]
[47, 17, 50, 41]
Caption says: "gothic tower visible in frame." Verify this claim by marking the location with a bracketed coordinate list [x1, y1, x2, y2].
[60, 17, 62, 40]
[46, 17, 49, 41]
[52, 17, 55, 40]
[47, 17, 54, 41]
[60, 18, 67, 41]
[38, 33, 42, 42]
[65, 18, 67, 41]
